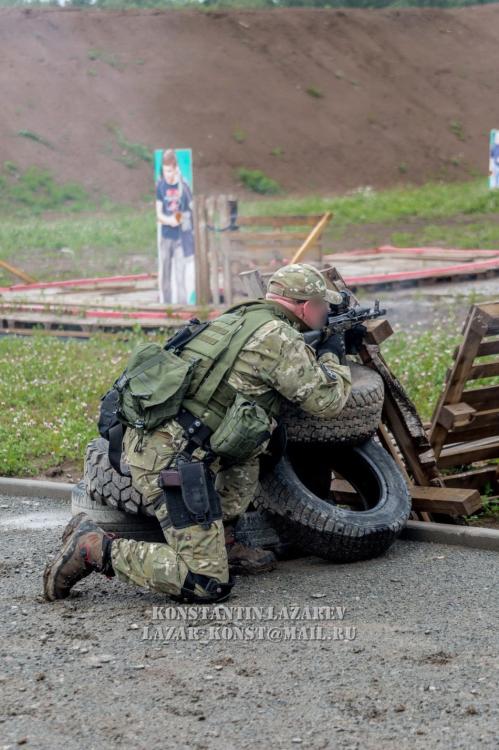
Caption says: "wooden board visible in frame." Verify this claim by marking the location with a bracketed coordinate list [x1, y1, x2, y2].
[331, 479, 482, 515]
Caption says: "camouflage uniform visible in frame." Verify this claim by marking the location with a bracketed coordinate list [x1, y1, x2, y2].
[110, 264, 352, 599]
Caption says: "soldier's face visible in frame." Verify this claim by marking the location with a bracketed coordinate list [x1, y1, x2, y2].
[301, 298, 329, 329]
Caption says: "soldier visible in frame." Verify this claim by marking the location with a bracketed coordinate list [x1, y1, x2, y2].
[44, 264, 357, 605]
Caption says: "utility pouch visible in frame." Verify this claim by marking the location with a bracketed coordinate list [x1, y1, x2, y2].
[209, 393, 271, 463]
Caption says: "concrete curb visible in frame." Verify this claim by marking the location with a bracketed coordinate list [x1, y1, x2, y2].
[0, 478, 74, 501]
[402, 519, 499, 552]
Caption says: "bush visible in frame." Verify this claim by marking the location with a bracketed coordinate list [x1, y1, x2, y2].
[237, 168, 280, 195]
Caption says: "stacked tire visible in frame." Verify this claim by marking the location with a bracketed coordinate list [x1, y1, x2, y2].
[78, 363, 411, 562]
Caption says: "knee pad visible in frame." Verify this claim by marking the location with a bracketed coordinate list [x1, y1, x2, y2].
[172, 571, 234, 604]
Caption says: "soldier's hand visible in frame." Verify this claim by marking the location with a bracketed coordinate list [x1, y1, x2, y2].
[344, 324, 367, 354]
[317, 332, 346, 362]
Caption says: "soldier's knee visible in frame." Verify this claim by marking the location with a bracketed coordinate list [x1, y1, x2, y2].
[173, 570, 234, 603]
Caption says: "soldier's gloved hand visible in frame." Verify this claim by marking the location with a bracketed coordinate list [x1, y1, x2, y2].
[344, 324, 367, 354]
[317, 332, 346, 362]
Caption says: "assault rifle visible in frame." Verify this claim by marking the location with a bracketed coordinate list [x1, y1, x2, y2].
[303, 291, 386, 350]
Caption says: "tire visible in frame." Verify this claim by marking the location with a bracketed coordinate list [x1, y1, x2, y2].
[255, 438, 411, 563]
[232, 510, 299, 559]
[71, 481, 164, 542]
[84, 437, 151, 516]
[280, 363, 384, 444]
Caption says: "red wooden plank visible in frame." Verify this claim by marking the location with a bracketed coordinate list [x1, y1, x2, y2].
[343, 256, 499, 286]
[0, 272, 156, 293]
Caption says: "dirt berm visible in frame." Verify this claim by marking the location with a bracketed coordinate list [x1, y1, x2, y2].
[1, 5, 499, 200]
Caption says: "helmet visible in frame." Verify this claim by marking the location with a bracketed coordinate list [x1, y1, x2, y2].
[267, 263, 342, 305]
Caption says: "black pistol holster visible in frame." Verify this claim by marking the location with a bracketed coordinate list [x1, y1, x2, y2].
[156, 460, 222, 531]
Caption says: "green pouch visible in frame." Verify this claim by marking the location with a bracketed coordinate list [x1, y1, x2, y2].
[209, 393, 271, 463]
[118, 343, 197, 432]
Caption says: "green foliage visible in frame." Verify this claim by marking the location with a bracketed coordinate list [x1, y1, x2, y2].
[306, 86, 324, 99]
[449, 119, 465, 141]
[237, 167, 281, 195]
[17, 130, 54, 149]
[0, 165, 92, 214]
[270, 147, 284, 157]
[107, 124, 153, 167]
[243, 178, 499, 225]
[0, 208, 154, 284]
[233, 128, 247, 144]
[381, 322, 460, 421]
[87, 48, 124, 70]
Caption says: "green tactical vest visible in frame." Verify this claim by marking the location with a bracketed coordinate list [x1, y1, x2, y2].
[178, 301, 289, 432]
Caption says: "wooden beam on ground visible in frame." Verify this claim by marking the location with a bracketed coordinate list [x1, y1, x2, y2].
[0, 259, 37, 284]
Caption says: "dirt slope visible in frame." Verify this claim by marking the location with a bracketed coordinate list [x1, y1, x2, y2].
[1, 5, 498, 201]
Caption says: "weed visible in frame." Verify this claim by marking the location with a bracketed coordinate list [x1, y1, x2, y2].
[107, 124, 153, 166]
[87, 48, 124, 70]
[306, 86, 324, 99]
[17, 130, 54, 149]
[237, 167, 280, 195]
[450, 120, 465, 141]
[233, 128, 247, 144]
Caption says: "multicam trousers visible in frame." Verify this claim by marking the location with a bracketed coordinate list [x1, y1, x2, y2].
[110, 422, 260, 599]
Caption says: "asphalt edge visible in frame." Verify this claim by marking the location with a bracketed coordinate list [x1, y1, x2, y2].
[0, 477, 74, 501]
[402, 519, 499, 552]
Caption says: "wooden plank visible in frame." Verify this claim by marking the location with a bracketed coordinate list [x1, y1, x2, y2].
[239, 270, 265, 298]
[476, 339, 499, 357]
[291, 212, 332, 265]
[331, 479, 482, 515]
[468, 361, 499, 380]
[364, 318, 393, 345]
[361, 344, 443, 486]
[238, 215, 323, 227]
[0, 259, 37, 284]
[429, 306, 489, 458]
[194, 193, 210, 306]
[442, 408, 499, 444]
[436, 402, 476, 430]
[443, 467, 498, 491]
[230, 231, 311, 243]
[218, 195, 233, 306]
[462, 384, 499, 410]
[438, 437, 499, 468]
[205, 196, 220, 305]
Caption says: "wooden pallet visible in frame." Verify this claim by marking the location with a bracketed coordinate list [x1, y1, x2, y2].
[429, 301, 499, 496]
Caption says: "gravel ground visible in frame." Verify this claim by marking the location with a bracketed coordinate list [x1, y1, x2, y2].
[1, 495, 498, 750]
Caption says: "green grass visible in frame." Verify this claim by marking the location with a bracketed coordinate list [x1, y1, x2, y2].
[0, 208, 155, 284]
[237, 168, 281, 195]
[0, 164, 93, 215]
[17, 130, 54, 149]
[243, 178, 499, 226]
[106, 124, 153, 168]
[87, 48, 124, 70]
[0, 322, 465, 477]
[392, 220, 499, 250]
[306, 86, 324, 99]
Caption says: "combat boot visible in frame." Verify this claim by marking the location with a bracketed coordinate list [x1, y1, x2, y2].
[224, 524, 276, 575]
[43, 513, 115, 601]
